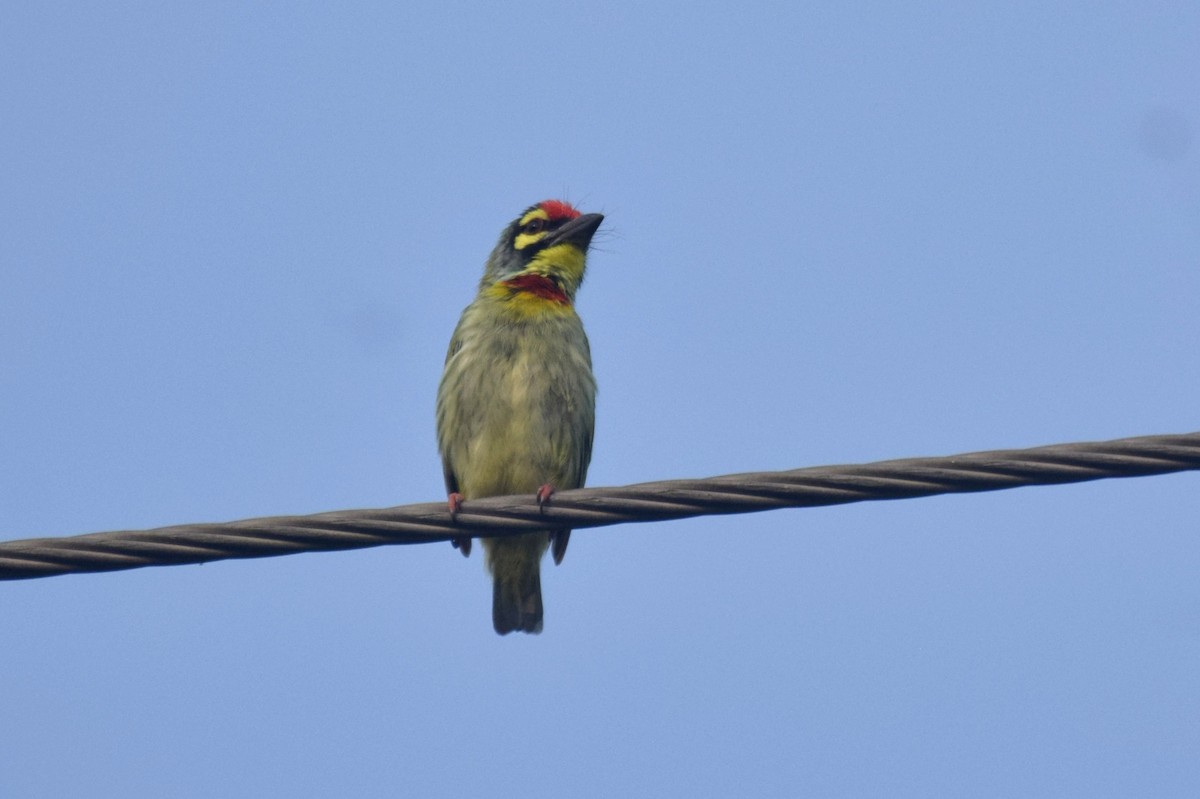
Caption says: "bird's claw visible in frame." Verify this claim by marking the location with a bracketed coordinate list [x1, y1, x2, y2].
[536, 484, 555, 512]
[447, 493, 470, 557]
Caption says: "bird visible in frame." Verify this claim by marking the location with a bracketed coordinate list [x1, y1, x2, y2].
[436, 199, 602, 635]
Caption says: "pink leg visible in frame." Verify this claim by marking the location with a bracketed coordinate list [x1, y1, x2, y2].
[447, 492, 470, 557]
[538, 484, 569, 563]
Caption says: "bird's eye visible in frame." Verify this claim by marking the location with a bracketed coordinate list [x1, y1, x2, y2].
[522, 219, 546, 235]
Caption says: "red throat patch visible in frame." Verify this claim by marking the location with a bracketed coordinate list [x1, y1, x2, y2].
[538, 199, 581, 221]
[502, 274, 570, 305]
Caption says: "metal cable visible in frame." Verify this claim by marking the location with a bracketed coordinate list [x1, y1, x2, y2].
[2, 431, 1197, 581]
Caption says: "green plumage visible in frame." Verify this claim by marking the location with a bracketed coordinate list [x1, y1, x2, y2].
[435, 202, 601, 634]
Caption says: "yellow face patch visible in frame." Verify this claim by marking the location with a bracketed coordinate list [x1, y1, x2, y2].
[513, 208, 551, 251]
[529, 243, 586, 289]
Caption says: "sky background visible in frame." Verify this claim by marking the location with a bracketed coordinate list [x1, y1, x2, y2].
[2, 2, 1198, 796]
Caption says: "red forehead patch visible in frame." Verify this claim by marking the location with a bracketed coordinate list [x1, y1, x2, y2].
[538, 199, 581, 221]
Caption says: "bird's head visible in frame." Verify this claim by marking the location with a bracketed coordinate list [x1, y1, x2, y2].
[479, 200, 604, 305]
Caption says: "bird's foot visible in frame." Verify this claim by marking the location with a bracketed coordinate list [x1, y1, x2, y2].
[447, 492, 470, 557]
[536, 483, 555, 511]
[537, 484, 569, 563]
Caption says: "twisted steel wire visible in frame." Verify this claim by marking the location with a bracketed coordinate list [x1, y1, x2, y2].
[2, 431, 1197, 581]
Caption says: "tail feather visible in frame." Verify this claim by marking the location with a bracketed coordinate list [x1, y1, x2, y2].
[492, 563, 543, 635]
[550, 529, 570, 565]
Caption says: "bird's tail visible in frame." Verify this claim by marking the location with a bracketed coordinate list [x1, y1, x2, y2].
[488, 534, 545, 635]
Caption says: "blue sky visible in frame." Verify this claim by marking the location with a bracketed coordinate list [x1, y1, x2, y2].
[2, 3, 1198, 796]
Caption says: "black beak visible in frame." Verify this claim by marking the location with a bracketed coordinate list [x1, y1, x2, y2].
[546, 212, 604, 250]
